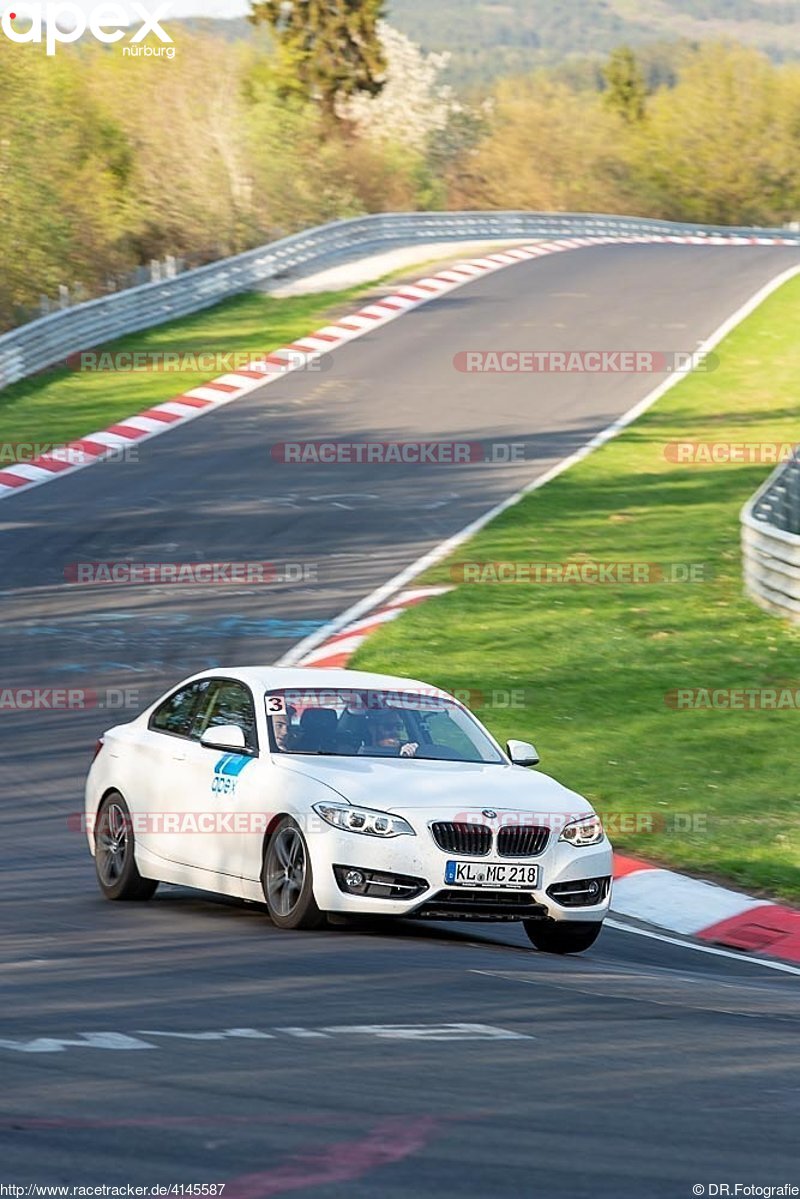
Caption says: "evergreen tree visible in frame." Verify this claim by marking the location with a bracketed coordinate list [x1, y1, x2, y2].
[249, 0, 387, 122]
[603, 46, 646, 122]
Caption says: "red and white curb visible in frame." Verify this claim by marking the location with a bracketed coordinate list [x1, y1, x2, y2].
[613, 855, 800, 962]
[295, 586, 453, 668]
[2, 232, 798, 501]
[295, 589, 800, 965]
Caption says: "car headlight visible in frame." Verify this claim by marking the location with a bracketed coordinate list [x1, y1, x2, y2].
[559, 814, 604, 847]
[313, 802, 415, 838]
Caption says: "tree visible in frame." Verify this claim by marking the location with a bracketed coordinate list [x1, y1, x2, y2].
[342, 22, 455, 151]
[446, 76, 630, 214]
[603, 46, 646, 123]
[248, 0, 387, 123]
[0, 42, 132, 328]
[626, 44, 800, 225]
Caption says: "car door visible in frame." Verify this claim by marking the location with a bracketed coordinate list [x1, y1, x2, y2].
[160, 677, 262, 878]
[133, 677, 215, 857]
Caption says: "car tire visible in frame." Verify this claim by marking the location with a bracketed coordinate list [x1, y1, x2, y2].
[94, 792, 159, 901]
[262, 816, 324, 930]
[523, 919, 602, 954]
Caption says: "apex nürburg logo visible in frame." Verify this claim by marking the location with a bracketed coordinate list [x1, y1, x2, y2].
[1, 2, 174, 56]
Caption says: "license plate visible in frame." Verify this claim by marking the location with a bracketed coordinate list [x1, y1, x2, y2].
[445, 860, 539, 888]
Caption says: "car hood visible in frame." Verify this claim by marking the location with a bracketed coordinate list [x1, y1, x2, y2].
[273, 754, 594, 819]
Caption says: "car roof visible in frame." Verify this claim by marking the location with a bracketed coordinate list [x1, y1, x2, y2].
[179, 665, 453, 699]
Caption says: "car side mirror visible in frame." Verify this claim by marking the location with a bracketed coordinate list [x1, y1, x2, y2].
[507, 739, 540, 767]
[200, 724, 248, 752]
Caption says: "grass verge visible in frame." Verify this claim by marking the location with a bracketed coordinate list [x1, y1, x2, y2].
[352, 273, 800, 904]
[0, 282, 381, 451]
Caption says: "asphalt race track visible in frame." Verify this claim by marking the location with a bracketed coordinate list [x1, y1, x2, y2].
[2, 244, 799, 1197]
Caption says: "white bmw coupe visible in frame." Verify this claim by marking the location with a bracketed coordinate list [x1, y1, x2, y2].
[85, 666, 612, 953]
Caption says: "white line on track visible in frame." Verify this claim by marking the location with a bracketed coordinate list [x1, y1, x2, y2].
[604, 918, 800, 976]
[465, 921, 800, 978]
[0, 1024, 531, 1053]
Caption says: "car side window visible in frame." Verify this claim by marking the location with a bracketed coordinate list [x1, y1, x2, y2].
[190, 680, 220, 741]
[149, 680, 209, 738]
[191, 680, 258, 753]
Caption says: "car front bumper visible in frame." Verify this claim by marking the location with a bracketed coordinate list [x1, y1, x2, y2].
[306, 823, 613, 923]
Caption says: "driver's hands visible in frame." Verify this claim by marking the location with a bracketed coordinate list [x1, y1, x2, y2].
[399, 742, 419, 757]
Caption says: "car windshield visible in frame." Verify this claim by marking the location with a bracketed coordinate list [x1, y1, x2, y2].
[265, 687, 505, 763]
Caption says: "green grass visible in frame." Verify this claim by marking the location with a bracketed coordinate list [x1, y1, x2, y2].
[353, 273, 800, 904]
[0, 283, 378, 450]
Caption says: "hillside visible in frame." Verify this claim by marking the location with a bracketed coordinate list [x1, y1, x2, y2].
[386, 0, 800, 85]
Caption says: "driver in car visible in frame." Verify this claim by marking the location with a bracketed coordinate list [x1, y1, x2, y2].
[272, 705, 297, 751]
[372, 710, 419, 757]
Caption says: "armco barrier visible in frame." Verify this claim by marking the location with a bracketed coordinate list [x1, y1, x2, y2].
[3, 210, 800, 390]
[742, 453, 800, 622]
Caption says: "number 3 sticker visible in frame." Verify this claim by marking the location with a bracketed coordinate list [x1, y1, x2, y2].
[266, 694, 286, 715]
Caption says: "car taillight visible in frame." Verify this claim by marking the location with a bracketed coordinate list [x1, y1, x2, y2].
[92, 736, 105, 763]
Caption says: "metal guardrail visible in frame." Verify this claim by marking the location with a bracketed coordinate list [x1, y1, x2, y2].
[3, 210, 800, 390]
[742, 453, 800, 622]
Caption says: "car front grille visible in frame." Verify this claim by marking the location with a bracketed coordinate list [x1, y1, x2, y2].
[413, 889, 548, 922]
[429, 821, 550, 857]
[430, 821, 492, 856]
[435, 889, 539, 906]
[497, 825, 550, 857]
